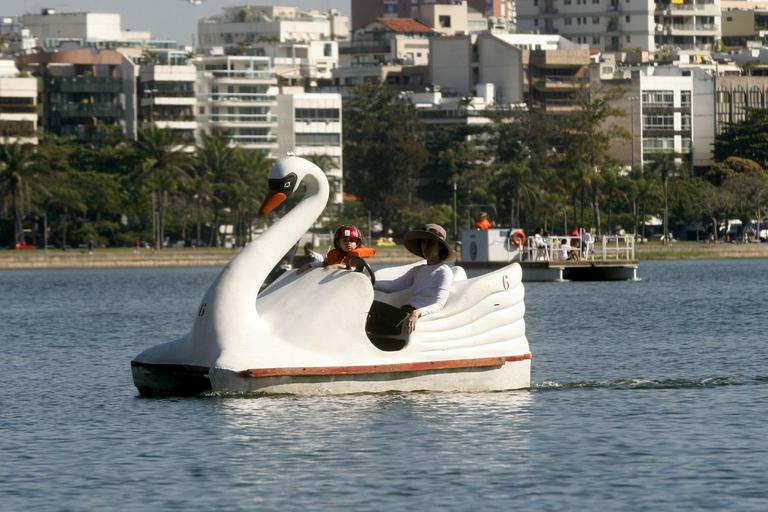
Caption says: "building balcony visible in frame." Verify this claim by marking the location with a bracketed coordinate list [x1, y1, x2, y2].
[207, 113, 278, 124]
[49, 76, 123, 94]
[203, 93, 276, 105]
[532, 76, 585, 90]
[340, 42, 392, 55]
[227, 134, 278, 144]
[0, 120, 36, 137]
[51, 103, 124, 118]
[0, 104, 37, 114]
[206, 69, 276, 80]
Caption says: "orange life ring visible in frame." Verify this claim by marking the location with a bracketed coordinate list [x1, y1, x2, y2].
[511, 230, 526, 247]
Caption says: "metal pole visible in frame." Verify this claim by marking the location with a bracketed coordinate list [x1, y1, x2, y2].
[563, 208, 567, 236]
[452, 181, 458, 240]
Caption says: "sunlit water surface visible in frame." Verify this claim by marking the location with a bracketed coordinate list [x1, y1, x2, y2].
[1, 260, 767, 510]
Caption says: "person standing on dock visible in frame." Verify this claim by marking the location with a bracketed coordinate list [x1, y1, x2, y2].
[474, 212, 493, 231]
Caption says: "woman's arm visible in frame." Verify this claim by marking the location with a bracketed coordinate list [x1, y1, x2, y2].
[374, 267, 416, 293]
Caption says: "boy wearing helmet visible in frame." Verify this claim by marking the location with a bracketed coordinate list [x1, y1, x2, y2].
[296, 225, 375, 273]
[324, 225, 376, 268]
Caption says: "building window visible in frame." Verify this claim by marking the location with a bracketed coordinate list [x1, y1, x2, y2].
[626, 35, 631, 43]
[593, 36, 600, 44]
[295, 108, 340, 122]
[642, 90, 674, 107]
[565, 17, 572, 25]
[295, 133, 341, 146]
[534, 19, 539, 26]
[625, 16, 630, 23]
[324, 43, 332, 57]
[680, 90, 691, 107]
[439, 15, 451, 28]
[643, 113, 674, 130]
[564, 0, 571, 4]
[593, 17, 600, 24]
[643, 137, 675, 153]
[681, 114, 691, 131]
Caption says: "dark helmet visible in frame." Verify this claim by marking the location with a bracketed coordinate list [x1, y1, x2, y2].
[334, 225, 363, 251]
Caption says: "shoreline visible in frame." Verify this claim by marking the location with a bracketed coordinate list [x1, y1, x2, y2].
[1, 242, 768, 270]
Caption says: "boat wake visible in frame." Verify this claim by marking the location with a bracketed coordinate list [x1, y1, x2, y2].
[533, 375, 768, 391]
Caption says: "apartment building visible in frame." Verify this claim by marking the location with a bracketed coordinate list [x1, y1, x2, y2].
[721, 1, 768, 48]
[517, 0, 720, 54]
[0, 59, 37, 144]
[137, 50, 197, 142]
[275, 92, 343, 206]
[197, 5, 348, 48]
[430, 33, 587, 107]
[1, 17, 35, 55]
[340, 18, 435, 68]
[715, 74, 768, 133]
[17, 48, 135, 140]
[20, 9, 152, 51]
[351, 0, 515, 31]
[601, 65, 714, 172]
[195, 55, 279, 154]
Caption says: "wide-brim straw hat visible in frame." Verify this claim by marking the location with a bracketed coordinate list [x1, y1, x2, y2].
[404, 224, 451, 260]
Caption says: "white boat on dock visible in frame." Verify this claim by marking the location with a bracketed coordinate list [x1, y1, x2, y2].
[458, 228, 639, 282]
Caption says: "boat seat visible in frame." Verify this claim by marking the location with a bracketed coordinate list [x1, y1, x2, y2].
[452, 265, 467, 281]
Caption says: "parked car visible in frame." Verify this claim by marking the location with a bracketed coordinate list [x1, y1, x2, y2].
[14, 242, 36, 250]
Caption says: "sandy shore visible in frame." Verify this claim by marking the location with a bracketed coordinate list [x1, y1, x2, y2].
[1, 242, 767, 270]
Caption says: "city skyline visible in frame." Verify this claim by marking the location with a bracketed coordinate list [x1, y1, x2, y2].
[3, 0, 351, 45]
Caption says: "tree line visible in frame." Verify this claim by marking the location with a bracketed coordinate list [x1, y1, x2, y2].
[343, 83, 768, 243]
[2, 82, 767, 249]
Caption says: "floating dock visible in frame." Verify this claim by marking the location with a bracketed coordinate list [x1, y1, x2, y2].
[457, 229, 639, 282]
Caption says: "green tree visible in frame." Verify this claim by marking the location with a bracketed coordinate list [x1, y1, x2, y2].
[132, 126, 194, 249]
[714, 108, 768, 169]
[0, 142, 50, 244]
[560, 86, 628, 233]
[343, 82, 428, 234]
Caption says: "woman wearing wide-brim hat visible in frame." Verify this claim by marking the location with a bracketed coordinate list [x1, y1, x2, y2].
[366, 224, 454, 349]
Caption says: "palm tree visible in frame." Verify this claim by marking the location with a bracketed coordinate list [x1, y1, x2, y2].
[132, 126, 194, 249]
[0, 142, 49, 244]
[195, 129, 241, 245]
[647, 153, 681, 243]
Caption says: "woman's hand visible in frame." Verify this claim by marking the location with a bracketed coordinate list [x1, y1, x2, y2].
[401, 310, 421, 335]
[295, 263, 311, 274]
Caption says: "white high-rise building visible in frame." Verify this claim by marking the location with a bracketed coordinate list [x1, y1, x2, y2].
[0, 59, 37, 144]
[138, 50, 197, 143]
[20, 9, 151, 50]
[275, 92, 343, 206]
[516, 0, 720, 54]
[195, 55, 279, 154]
[197, 5, 349, 48]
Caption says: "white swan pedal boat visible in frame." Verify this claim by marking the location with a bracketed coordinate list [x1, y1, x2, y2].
[131, 156, 531, 396]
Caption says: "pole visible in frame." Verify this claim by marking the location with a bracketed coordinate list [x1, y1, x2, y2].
[43, 212, 47, 253]
[367, 210, 372, 245]
[452, 181, 458, 240]
[563, 208, 567, 236]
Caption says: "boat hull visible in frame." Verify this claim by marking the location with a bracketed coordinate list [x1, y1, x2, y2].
[131, 361, 212, 397]
[208, 356, 531, 395]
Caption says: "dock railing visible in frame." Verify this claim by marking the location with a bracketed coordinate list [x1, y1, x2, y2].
[516, 234, 635, 263]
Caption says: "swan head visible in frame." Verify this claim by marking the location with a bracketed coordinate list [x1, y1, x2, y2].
[259, 155, 323, 215]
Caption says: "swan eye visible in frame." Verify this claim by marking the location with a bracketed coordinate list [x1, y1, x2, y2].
[268, 172, 297, 195]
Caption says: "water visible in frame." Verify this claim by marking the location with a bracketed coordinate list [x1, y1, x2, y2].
[1, 260, 767, 511]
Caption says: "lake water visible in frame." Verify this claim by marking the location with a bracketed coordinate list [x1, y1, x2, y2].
[1, 260, 767, 511]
